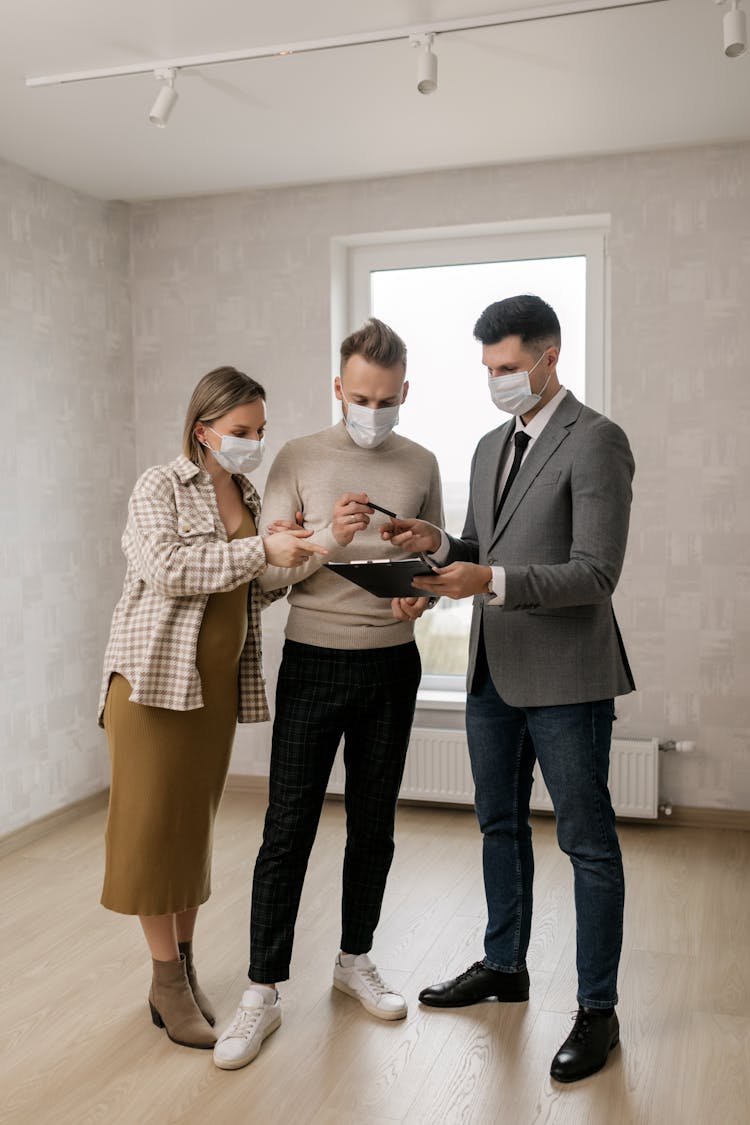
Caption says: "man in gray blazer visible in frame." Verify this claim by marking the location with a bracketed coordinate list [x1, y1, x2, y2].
[384, 294, 635, 1083]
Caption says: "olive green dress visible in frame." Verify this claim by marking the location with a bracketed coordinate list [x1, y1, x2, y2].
[101, 508, 255, 916]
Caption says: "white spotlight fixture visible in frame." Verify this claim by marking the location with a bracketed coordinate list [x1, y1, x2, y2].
[149, 68, 178, 127]
[26, 4, 674, 103]
[413, 34, 438, 95]
[718, 0, 747, 57]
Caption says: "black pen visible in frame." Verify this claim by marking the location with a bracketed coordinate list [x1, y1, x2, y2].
[367, 500, 398, 518]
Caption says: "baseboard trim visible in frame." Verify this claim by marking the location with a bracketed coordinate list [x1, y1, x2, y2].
[0, 789, 110, 859]
[225, 773, 269, 795]
[225, 776, 749, 830]
[656, 805, 750, 831]
[11, 781, 742, 853]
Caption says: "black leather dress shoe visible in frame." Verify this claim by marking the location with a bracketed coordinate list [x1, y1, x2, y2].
[550, 1007, 620, 1083]
[419, 961, 530, 1007]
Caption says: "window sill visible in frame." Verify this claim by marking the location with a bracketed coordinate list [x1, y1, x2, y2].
[416, 688, 467, 711]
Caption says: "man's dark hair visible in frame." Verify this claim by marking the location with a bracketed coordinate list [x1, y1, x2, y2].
[473, 295, 561, 350]
[340, 318, 407, 373]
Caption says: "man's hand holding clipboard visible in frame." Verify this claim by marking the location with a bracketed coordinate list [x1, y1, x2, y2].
[380, 516, 494, 601]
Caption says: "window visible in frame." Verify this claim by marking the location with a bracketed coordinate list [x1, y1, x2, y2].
[335, 219, 609, 689]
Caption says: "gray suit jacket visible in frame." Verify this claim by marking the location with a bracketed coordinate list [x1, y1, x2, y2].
[447, 391, 635, 707]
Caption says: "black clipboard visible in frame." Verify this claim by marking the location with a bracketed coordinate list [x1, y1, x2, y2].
[325, 557, 436, 598]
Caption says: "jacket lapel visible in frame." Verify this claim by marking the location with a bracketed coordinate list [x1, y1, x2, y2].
[173, 456, 262, 537]
[490, 392, 583, 545]
[482, 419, 515, 531]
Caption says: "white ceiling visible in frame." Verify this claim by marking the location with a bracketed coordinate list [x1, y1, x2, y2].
[2, 0, 749, 201]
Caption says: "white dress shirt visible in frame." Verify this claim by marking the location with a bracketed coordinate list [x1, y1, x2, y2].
[431, 385, 568, 604]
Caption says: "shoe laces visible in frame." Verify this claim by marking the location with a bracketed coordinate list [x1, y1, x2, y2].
[223, 1002, 264, 1041]
[455, 961, 486, 983]
[569, 1007, 602, 1043]
[359, 965, 392, 998]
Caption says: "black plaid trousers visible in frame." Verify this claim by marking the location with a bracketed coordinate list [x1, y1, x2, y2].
[249, 638, 422, 983]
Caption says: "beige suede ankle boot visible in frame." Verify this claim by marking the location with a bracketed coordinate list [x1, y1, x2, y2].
[148, 954, 216, 1049]
[178, 940, 216, 1026]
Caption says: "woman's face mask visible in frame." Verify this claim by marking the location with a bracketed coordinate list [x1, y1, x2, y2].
[202, 426, 265, 476]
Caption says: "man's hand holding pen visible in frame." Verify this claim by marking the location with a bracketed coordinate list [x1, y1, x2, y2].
[380, 517, 441, 554]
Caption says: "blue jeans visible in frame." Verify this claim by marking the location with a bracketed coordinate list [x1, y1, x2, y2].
[466, 644, 624, 1009]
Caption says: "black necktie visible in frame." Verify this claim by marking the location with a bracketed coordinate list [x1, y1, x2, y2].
[495, 430, 531, 520]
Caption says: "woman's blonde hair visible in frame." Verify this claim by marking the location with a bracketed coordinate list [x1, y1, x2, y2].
[182, 366, 266, 471]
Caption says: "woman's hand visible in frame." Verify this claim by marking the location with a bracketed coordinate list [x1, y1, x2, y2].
[262, 529, 328, 568]
[265, 511, 305, 534]
[331, 492, 374, 547]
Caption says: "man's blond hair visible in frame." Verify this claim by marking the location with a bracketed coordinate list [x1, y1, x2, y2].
[340, 318, 407, 374]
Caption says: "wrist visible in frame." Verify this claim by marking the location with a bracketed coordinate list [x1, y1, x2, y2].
[481, 566, 493, 595]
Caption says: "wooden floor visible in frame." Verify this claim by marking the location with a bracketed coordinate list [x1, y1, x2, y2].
[2, 792, 749, 1125]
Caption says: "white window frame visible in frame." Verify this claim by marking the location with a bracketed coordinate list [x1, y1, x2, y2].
[330, 215, 611, 700]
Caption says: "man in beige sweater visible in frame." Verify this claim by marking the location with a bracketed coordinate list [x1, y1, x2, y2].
[214, 319, 443, 1070]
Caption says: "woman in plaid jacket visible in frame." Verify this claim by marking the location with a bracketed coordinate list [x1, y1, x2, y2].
[98, 366, 326, 1050]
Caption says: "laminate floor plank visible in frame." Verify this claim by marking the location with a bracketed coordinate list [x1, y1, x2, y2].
[2, 790, 748, 1125]
[676, 1011, 750, 1125]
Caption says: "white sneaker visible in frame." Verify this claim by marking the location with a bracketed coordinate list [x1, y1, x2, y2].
[213, 987, 281, 1070]
[333, 953, 407, 1021]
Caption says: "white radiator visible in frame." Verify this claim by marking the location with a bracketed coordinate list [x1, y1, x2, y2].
[327, 729, 659, 820]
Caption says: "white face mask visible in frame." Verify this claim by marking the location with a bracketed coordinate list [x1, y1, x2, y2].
[341, 391, 400, 449]
[203, 425, 265, 476]
[488, 351, 551, 416]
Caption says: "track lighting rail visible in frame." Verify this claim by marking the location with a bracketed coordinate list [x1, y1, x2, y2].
[25, 1, 669, 88]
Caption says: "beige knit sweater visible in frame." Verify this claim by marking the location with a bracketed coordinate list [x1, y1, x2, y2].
[258, 421, 444, 649]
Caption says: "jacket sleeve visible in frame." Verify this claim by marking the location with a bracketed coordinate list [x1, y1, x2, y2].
[503, 419, 634, 609]
[125, 469, 268, 597]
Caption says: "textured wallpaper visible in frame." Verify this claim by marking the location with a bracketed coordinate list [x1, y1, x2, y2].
[2, 141, 748, 833]
[0, 158, 133, 835]
[128, 143, 750, 812]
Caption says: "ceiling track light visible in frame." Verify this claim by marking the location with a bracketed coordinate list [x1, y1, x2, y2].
[716, 0, 747, 58]
[149, 68, 178, 127]
[25, 1, 670, 94]
[412, 34, 438, 95]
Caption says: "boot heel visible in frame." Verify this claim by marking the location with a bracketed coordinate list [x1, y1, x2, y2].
[149, 1001, 165, 1028]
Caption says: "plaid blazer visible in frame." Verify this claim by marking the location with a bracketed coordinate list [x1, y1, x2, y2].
[98, 455, 282, 726]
